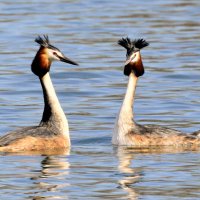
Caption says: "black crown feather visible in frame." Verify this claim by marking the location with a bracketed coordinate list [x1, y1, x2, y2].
[118, 37, 149, 55]
[35, 35, 59, 51]
[35, 35, 50, 47]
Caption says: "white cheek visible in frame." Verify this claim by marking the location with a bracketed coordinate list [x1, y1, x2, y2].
[52, 55, 60, 61]
[48, 51, 59, 61]
[56, 51, 63, 57]
[52, 52, 63, 61]
[131, 52, 140, 62]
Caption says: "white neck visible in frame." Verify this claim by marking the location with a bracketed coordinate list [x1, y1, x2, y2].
[39, 72, 69, 140]
[112, 72, 138, 145]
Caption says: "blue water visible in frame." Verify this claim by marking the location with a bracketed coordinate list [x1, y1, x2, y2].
[0, 0, 200, 199]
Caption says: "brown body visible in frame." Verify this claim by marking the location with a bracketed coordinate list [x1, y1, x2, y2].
[126, 124, 200, 147]
[0, 135, 69, 153]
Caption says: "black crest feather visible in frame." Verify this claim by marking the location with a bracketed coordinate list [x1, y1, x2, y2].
[118, 37, 133, 50]
[35, 35, 50, 47]
[118, 37, 149, 55]
[35, 35, 59, 51]
[134, 38, 149, 49]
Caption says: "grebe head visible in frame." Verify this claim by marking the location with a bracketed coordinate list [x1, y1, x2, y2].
[31, 35, 78, 77]
[118, 37, 149, 77]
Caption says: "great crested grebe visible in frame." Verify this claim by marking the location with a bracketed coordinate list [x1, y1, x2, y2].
[0, 35, 78, 152]
[112, 37, 200, 147]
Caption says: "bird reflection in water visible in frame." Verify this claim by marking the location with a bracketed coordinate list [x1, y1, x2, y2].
[114, 146, 200, 200]
[27, 149, 70, 200]
[114, 146, 142, 200]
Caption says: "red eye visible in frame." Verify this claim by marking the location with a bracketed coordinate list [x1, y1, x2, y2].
[53, 52, 57, 56]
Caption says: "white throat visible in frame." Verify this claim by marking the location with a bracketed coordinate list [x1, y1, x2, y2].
[39, 72, 69, 140]
[112, 72, 138, 145]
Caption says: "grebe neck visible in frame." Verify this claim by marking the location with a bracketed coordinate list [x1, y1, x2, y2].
[122, 72, 138, 112]
[113, 72, 138, 144]
[39, 72, 69, 138]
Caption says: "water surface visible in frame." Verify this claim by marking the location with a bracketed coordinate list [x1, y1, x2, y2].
[0, 0, 200, 199]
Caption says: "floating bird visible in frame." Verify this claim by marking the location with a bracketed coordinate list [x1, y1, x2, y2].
[0, 35, 78, 152]
[112, 37, 200, 147]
